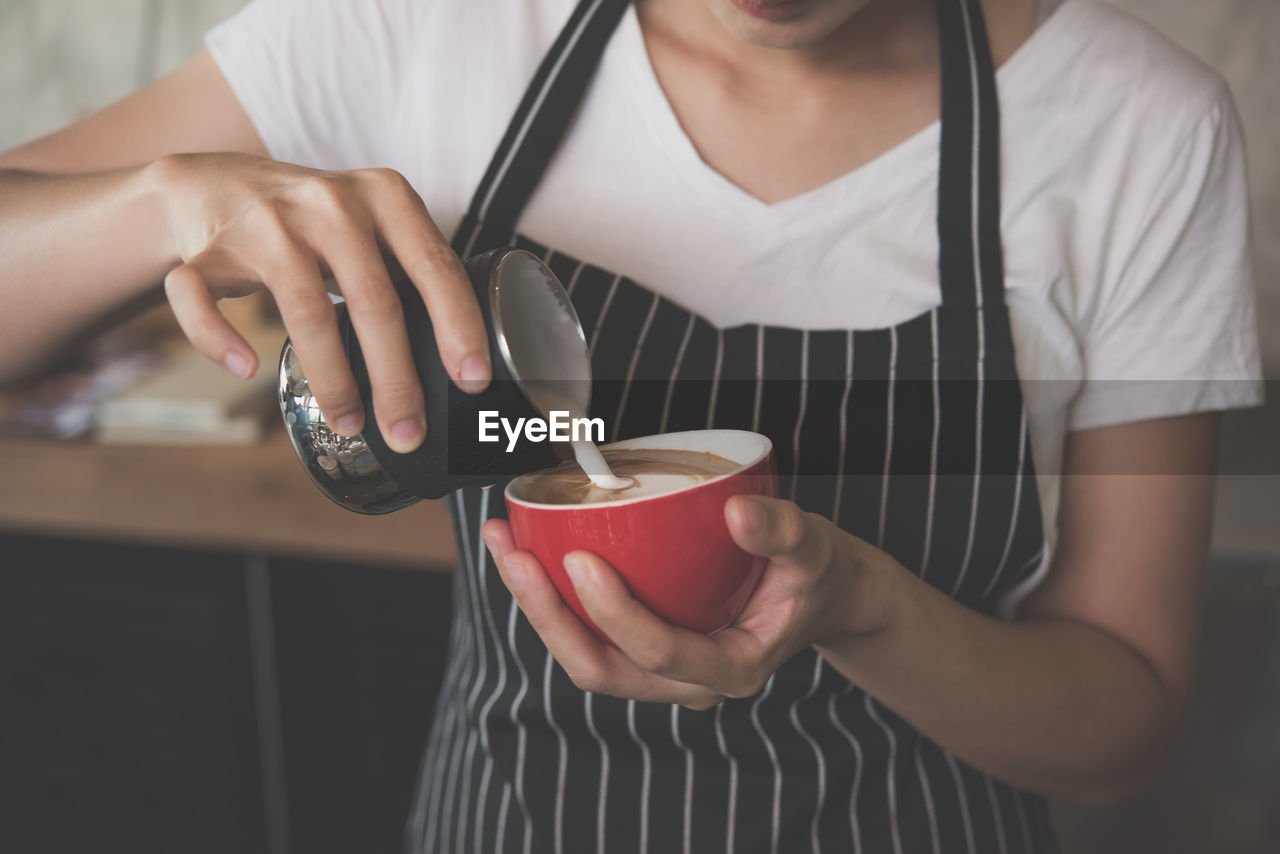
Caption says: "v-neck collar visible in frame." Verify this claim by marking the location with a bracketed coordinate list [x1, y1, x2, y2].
[612, 0, 1078, 229]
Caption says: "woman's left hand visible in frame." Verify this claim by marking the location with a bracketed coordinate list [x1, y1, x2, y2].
[481, 495, 898, 709]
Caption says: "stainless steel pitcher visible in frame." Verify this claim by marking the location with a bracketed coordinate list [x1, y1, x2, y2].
[279, 247, 591, 513]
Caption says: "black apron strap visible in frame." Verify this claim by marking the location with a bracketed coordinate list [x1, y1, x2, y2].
[451, 0, 630, 257]
[935, 0, 1005, 309]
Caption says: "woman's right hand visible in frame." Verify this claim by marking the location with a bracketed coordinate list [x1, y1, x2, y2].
[155, 151, 489, 453]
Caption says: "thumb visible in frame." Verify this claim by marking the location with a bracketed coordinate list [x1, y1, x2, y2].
[726, 495, 823, 565]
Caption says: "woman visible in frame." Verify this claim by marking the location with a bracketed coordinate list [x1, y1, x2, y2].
[0, 0, 1262, 851]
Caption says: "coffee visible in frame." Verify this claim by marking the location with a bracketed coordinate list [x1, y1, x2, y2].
[510, 448, 742, 505]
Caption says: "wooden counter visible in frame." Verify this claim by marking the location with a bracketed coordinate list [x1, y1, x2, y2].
[0, 429, 458, 569]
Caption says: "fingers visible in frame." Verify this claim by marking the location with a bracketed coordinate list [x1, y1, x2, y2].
[481, 521, 613, 679]
[562, 550, 768, 699]
[320, 222, 426, 452]
[480, 522, 721, 708]
[166, 163, 487, 454]
[167, 240, 367, 437]
[254, 237, 367, 436]
[164, 248, 258, 379]
[726, 495, 829, 567]
[367, 170, 491, 394]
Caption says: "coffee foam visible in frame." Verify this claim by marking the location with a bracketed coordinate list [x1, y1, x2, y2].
[510, 448, 742, 506]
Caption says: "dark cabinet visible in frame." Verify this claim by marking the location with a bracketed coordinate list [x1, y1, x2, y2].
[0, 533, 453, 854]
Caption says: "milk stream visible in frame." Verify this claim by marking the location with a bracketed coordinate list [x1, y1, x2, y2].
[524, 376, 628, 492]
[571, 439, 630, 490]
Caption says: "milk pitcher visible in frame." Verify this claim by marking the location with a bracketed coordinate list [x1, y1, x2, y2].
[278, 247, 591, 513]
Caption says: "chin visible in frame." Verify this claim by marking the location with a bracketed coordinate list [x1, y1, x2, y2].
[705, 0, 873, 50]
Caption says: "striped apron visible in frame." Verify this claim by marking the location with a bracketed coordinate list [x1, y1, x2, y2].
[407, 0, 1054, 851]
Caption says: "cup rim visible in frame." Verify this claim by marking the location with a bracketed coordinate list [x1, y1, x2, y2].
[504, 429, 773, 510]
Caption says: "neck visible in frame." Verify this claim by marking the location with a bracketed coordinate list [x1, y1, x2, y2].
[638, 0, 938, 83]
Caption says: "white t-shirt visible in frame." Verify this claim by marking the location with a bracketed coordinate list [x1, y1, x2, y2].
[207, 0, 1263, 573]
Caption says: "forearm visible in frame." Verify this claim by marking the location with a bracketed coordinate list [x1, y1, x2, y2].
[0, 164, 178, 380]
[816, 559, 1180, 804]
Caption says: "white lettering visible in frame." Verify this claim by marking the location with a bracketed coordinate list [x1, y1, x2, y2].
[502, 417, 525, 453]
[549, 410, 571, 442]
[574, 416, 604, 444]
[478, 411, 500, 442]
[480, 410, 609, 452]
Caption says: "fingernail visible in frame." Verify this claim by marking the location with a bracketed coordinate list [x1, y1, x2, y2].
[334, 413, 363, 435]
[505, 556, 527, 591]
[390, 418, 424, 450]
[738, 497, 766, 533]
[563, 554, 590, 589]
[223, 350, 254, 379]
[456, 356, 491, 394]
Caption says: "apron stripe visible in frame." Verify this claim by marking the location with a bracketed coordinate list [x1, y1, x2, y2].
[610, 292, 661, 441]
[626, 298, 696, 438]
[915, 737, 945, 854]
[419, 497, 476, 849]
[791, 329, 846, 519]
[504, 594, 534, 854]
[950, 326, 986, 597]
[494, 781, 513, 853]
[581, 690, 609, 854]
[542, 654, 569, 854]
[455, 716, 479, 853]
[668, 706, 693, 854]
[829, 688, 865, 854]
[787, 331, 810, 503]
[749, 326, 787, 853]
[877, 327, 900, 549]
[987, 774, 1014, 854]
[474, 491, 513, 854]
[712, 702, 739, 854]
[890, 727, 937, 854]
[830, 329, 855, 526]
[751, 326, 765, 433]
[703, 367, 739, 854]
[438, 492, 486, 850]
[748, 675, 784, 854]
[919, 310, 943, 579]
[585, 275, 621, 358]
[864, 694, 905, 854]
[626, 700, 653, 854]
[1013, 789, 1034, 853]
[982, 407, 1030, 598]
[961, 0, 988, 311]
[706, 328, 724, 430]
[793, 655, 827, 854]
[944, 751, 980, 854]
[965, 766, 1002, 854]
[460, 490, 493, 836]
[881, 314, 933, 573]
[658, 315, 697, 433]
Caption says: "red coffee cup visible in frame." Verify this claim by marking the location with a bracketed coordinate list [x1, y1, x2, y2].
[505, 429, 779, 643]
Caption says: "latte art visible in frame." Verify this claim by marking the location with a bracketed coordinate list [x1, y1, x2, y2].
[511, 448, 742, 505]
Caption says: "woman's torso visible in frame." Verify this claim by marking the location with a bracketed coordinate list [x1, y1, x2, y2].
[406, 0, 1052, 850]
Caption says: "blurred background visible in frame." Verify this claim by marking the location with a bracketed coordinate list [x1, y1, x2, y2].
[0, 1, 1276, 853]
